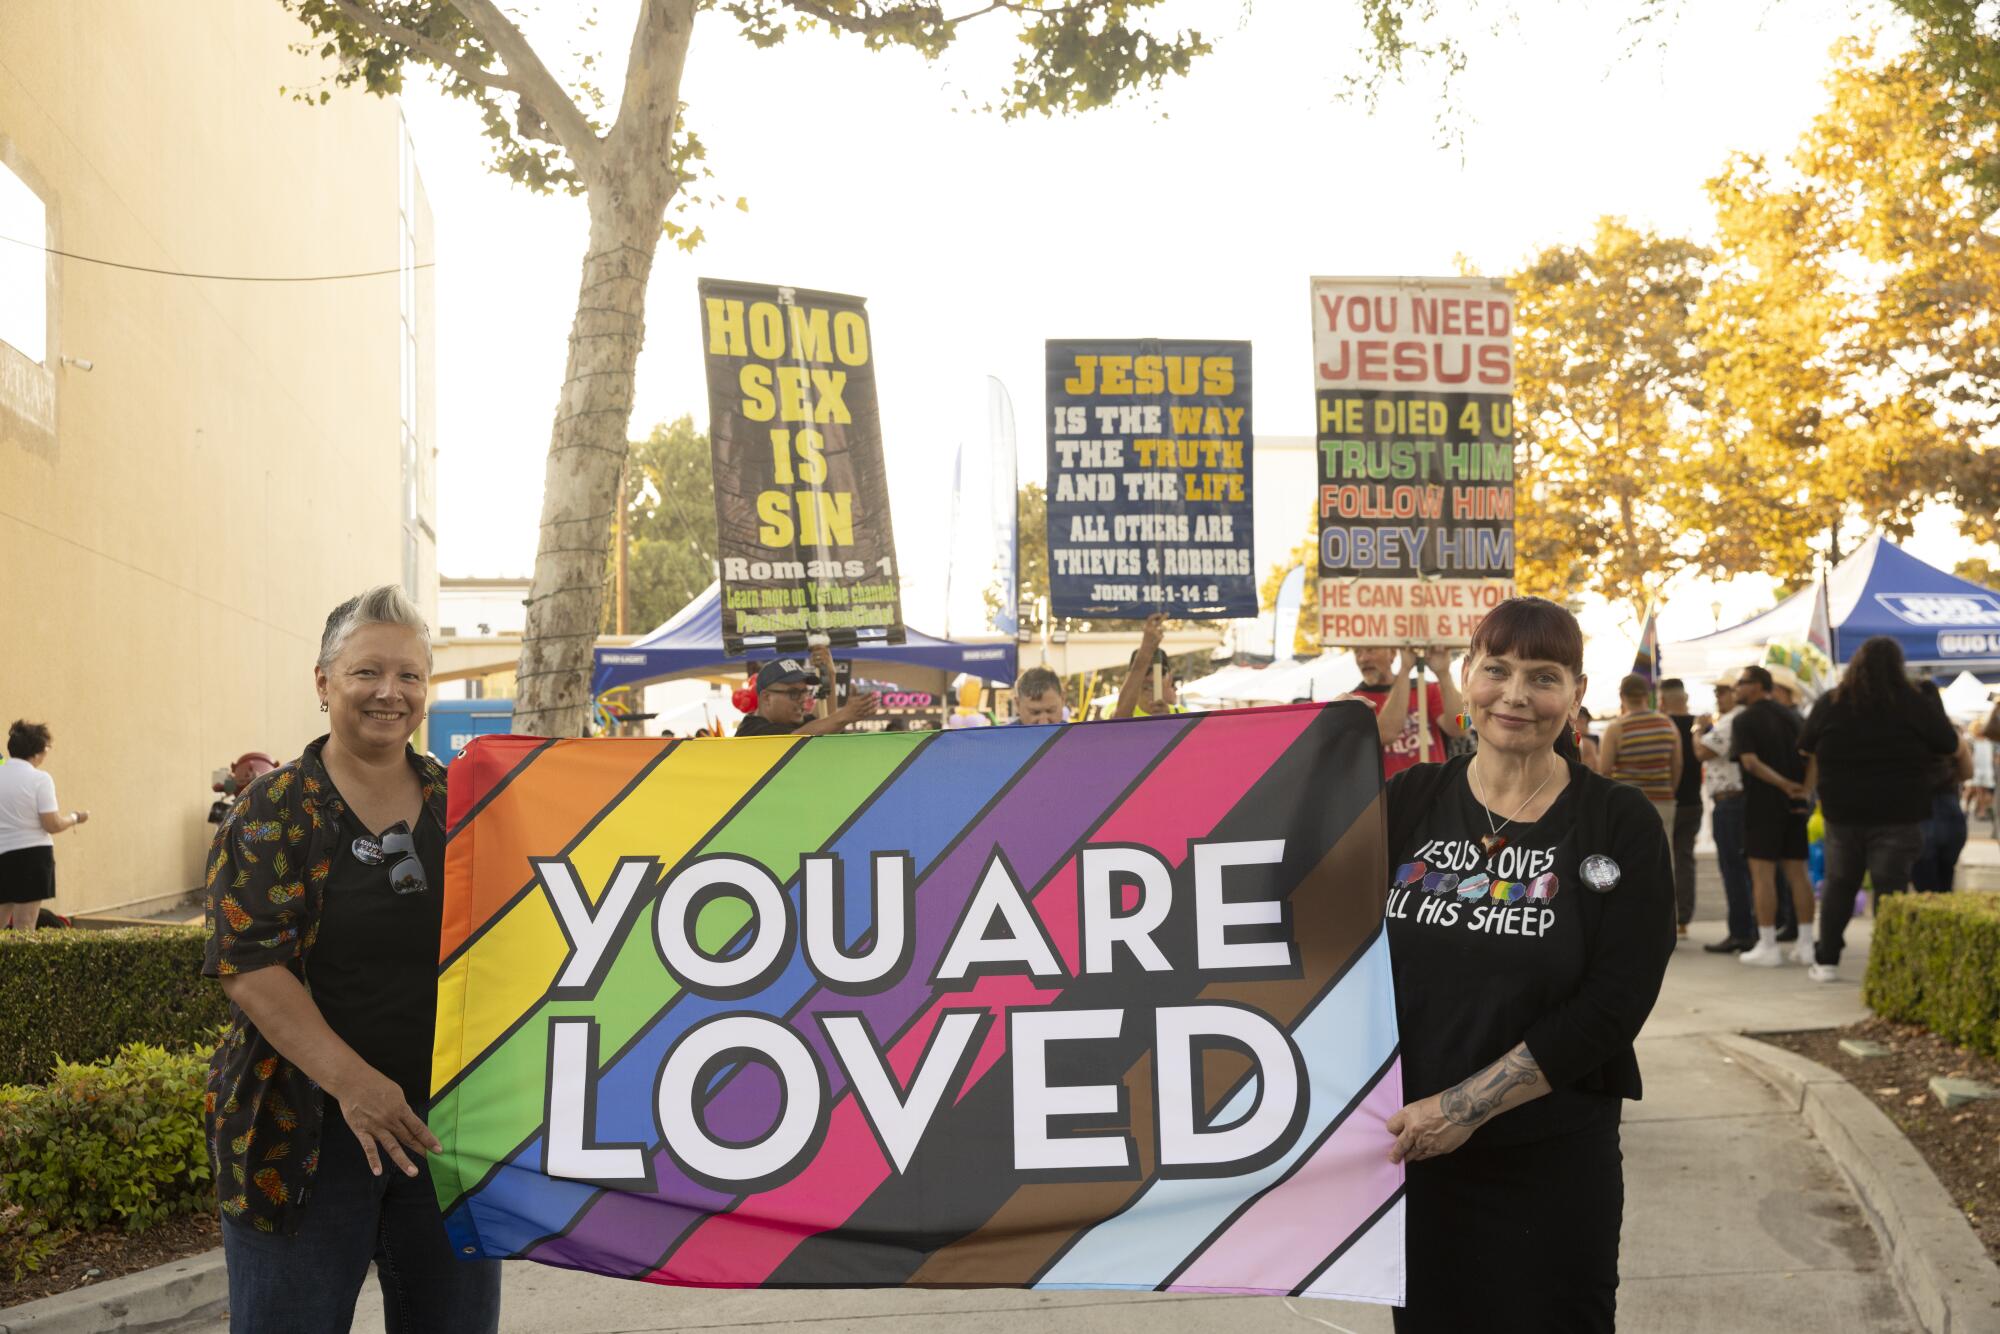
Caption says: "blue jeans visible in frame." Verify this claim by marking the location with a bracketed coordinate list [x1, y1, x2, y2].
[1912, 791, 1968, 893]
[221, 1109, 501, 1334]
[1710, 796, 1756, 942]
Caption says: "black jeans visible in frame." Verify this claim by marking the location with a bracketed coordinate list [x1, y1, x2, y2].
[1817, 820, 1923, 966]
[221, 1108, 501, 1334]
[1672, 802, 1702, 926]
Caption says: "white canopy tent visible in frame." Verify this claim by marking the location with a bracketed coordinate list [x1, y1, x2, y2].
[1180, 652, 1353, 707]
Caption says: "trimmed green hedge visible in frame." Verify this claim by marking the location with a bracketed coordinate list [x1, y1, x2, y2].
[0, 928, 227, 1085]
[1864, 892, 2000, 1059]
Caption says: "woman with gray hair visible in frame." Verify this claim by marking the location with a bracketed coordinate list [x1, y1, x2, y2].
[200, 586, 500, 1333]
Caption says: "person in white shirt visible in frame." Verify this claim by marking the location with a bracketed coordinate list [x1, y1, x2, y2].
[0, 721, 89, 930]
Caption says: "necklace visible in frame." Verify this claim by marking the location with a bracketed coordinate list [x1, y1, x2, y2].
[1469, 753, 1562, 856]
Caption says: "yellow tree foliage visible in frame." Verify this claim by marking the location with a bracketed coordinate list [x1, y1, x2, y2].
[1697, 39, 1996, 567]
[1509, 219, 1713, 611]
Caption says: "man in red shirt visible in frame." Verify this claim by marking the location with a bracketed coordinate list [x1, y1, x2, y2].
[1350, 646, 1465, 776]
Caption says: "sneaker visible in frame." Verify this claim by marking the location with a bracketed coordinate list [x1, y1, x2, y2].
[1740, 941, 1786, 967]
[1790, 942, 1817, 967]
[1808, 964, 1839, 982]
[1703, 937, 1753, 954]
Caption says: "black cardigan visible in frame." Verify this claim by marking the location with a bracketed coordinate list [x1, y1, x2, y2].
[1386, 754, 1675, 1101]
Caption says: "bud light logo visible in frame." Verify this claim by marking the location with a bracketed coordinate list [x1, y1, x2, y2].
[1874, 593, 2000, 627]
[1939, 632, 2000, 657]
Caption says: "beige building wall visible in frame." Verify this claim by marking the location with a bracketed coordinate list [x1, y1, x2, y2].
[0, 4, 436, 914]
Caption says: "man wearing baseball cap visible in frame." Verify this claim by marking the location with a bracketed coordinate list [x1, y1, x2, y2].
[735, 648, 880, 738]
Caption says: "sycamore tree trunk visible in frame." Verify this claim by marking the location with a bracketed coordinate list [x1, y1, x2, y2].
[514, 0, 693, 737]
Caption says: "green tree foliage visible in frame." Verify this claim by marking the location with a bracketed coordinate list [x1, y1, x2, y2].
[603, 416, 718, 633]
[1887, 0, 2000, 205]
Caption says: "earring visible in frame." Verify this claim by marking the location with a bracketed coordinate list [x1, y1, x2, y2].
[1455, 711, 1469, 732]
[319, 701, 329, 713]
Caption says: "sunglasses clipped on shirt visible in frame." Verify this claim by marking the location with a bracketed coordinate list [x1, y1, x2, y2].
[351, 820, 429, 895]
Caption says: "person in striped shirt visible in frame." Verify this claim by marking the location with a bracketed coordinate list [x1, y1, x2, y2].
[1598, 674, 1684, 931]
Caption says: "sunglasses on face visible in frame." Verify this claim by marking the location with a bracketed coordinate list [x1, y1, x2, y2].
[351, 821, 428, 895]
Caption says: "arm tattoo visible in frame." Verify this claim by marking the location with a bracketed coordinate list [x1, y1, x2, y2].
[1440, 1047, 1543, 1127]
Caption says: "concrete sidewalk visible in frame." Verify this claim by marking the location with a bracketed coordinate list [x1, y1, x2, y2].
[186, 860, 1921, 1333]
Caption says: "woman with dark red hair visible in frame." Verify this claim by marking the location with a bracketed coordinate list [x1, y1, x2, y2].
[1381, 597, 1674, 1333]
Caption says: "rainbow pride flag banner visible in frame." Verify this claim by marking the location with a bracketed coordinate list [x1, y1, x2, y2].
[430, 701, 1403, 1302]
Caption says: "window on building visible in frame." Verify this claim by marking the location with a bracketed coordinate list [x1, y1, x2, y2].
[0, 160, 46, 364]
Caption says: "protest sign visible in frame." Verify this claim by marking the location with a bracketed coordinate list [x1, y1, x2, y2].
[1046, 340, 1256, 620]
[430, 703, 1403, 1303]
[699, 279, 904, 654]
[1310, 278, 1516, 646]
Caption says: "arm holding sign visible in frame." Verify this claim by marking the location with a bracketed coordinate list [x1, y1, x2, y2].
[1429, 647, 1465, 738]
[1389, 1045, 1547, 1163]
[1111, 613, 1168, 721]
[787, 642, 881, 736]
[1373, 648, 1413, 746]
[220, 968, 438, 1177]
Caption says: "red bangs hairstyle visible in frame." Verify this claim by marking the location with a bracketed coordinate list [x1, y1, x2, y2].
[1467, 597, 1585, 677]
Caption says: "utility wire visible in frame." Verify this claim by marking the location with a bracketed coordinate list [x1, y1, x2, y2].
[0, 232, 434, 283]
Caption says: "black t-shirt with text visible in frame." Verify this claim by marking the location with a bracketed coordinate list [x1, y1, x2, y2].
[1385, 767, 1619, 1147]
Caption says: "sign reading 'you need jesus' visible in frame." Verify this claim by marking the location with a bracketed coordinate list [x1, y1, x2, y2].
[429, 705, 1403, 1304]
[1311, 277, 1517, 646]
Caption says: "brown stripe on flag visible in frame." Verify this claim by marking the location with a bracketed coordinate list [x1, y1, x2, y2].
[906, 794, 1388, 1285]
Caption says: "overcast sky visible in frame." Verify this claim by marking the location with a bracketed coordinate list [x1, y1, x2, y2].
[403, 0, 1995, 685]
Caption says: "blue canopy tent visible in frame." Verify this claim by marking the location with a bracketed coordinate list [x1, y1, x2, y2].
[591, 583, 1019, 696]
[1823, 535, 2000, 679]
[1666, 536, 2000, 685]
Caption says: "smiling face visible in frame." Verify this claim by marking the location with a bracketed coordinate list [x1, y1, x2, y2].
[316, 622, 430, 754]
[1461, 650, 1587, 757]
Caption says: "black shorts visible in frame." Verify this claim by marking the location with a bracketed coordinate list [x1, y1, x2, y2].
[0, 845, 55, 903]
[1744, 805, 1809, 861]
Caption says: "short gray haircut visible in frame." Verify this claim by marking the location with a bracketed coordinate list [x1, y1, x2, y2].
[1015, 666, 1062, 701]
[318, 584, 432, 672]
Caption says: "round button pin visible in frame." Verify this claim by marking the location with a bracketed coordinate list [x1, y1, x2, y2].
[1580, 854, 1621, 893]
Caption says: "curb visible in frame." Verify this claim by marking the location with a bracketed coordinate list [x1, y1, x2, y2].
[1711, 1033, 2000, 1334]
[0, 1248, 224, 1334]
